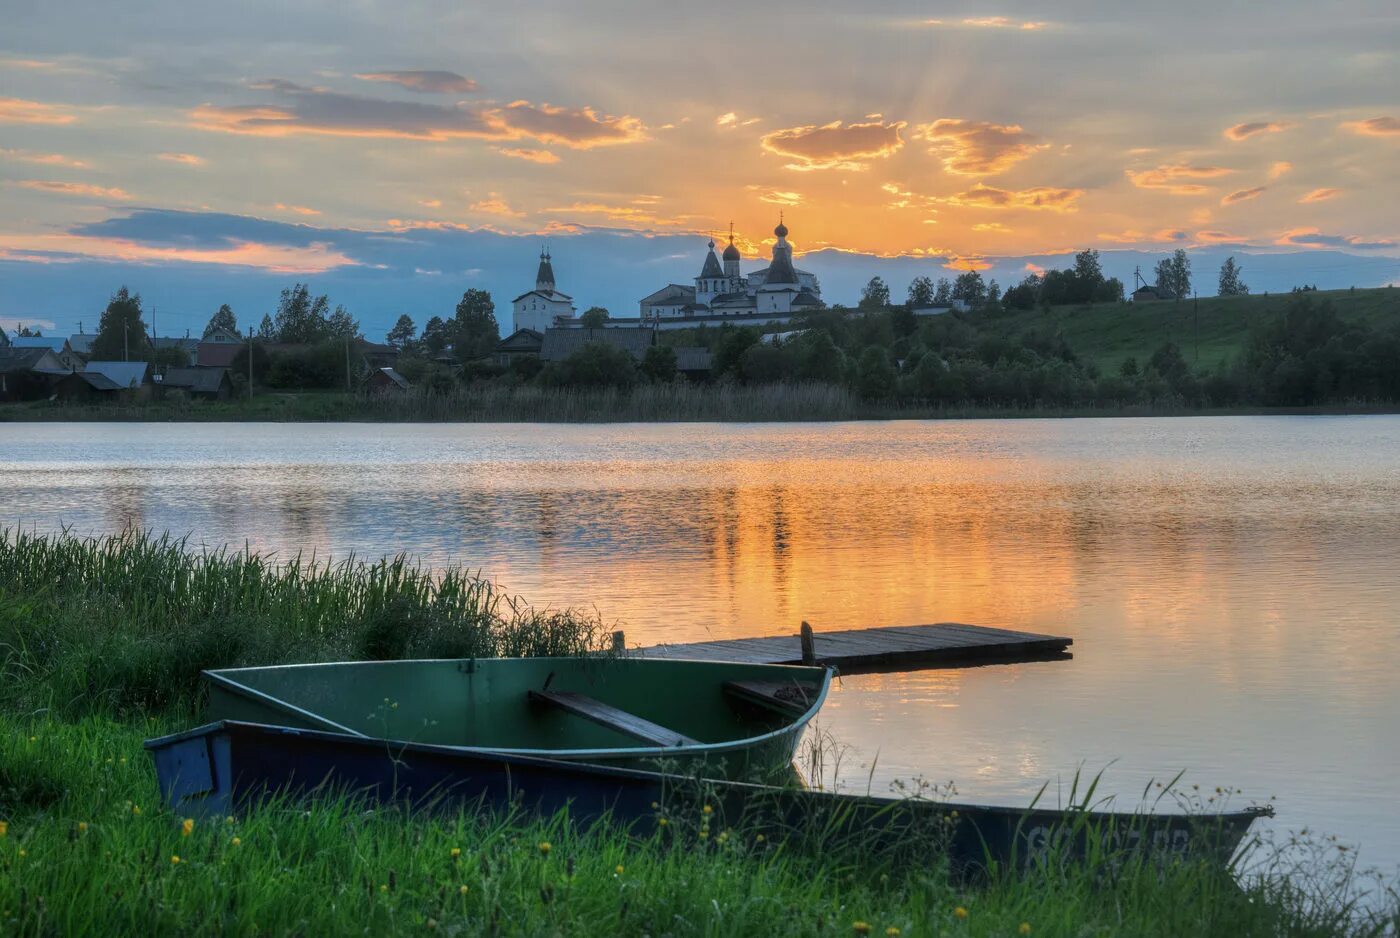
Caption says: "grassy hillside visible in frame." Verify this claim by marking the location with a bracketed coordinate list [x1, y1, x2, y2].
[982, 287, 1400, 373]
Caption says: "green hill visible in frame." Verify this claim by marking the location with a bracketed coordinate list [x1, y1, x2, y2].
[981, 287, 1400, 373]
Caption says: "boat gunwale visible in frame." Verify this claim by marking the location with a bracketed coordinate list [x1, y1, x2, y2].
[200, 656, 834, 761]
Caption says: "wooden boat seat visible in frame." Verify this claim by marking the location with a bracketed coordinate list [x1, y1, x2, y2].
[528, 690, 699, 748]
[723, 680, 817, 717]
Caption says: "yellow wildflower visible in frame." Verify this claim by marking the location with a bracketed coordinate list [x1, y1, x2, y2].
[18, 849, 26, 857]
[658, 818, 668, 827]
[391, 702, 399, 709]
[380, 884, 389, 893]
[459, 885, 469, 896]
[615, 864, 625, 875]
[28, 736, 35, 743]
[756, 833, 765, 843]
[131, 805, 142, 816]
[0, 820, 7, 838]
[698, 829, 708, 840]
[650, 801, 659, 810]
[953, 906, 968, 920]
[226, 816, 236, 825]
[181, 818, 194, 837]
[887, 928, 902, 937]
[702, 804, 713, 815]
[1019, 924, 1032, 936]
[450, 847, 461, 859]
[852, 923, 871, 936]
[231, 837, 242, 847]
[538, 841, 551, 855]
[170, 855, 181, 865]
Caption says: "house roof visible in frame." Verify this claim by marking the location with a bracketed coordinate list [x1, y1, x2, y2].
[0, 347, 65, 374]
[197, 342, 243, 368]
[158, 367, 230, 393]
[152, 337, 201, 353]
[67, 334, 96, 354]
[74, 372, 123, 391]
[511, 288, 574, 304]
[639, 284, 695, 306]
[83, 361, 149, 388]
[10, 335, 68, 353]
[374, 367, 410, 390]
[540, 326, 655, 362]
[496, 328, 544, 351]
[698, 245, 724, 279]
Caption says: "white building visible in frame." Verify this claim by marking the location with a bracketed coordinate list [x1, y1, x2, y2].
[639, 219, 824, 329]
[512, 249, 576, 333]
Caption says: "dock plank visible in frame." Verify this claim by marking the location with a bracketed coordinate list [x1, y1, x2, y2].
[637, 623, 1072, 674]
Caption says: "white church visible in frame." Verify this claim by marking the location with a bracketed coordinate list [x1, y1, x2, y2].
[638, 218, 824, 329]
[511, 248, 577, 333]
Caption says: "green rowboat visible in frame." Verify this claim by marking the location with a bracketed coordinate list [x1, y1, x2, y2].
[204, 657, 831, 781]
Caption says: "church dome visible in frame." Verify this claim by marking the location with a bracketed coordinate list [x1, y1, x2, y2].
[722, 240, 740, 261]
[774, 221, 788, 238]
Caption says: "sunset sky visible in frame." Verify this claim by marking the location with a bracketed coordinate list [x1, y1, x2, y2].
[2, 1, 1398, 336]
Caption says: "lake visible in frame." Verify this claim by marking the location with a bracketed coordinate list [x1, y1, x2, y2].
[3, 416, 1398, 873]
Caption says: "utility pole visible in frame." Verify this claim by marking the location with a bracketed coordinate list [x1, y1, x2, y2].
[123, 323, 128, 362]
[1193, 291, 1199, 363]
[247, 326, 254, 401]
[345, 336, 352, 392]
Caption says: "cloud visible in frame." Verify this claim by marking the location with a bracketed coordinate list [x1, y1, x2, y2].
[943, 255, 992, 271]
[191, 81, 645, 148]
[353, 70, 478, 94]
[1275, 227, 1394, 250]
[417, 198, 442, 208]
[0, 148, 89, 168]
[494, 146, 560, 164]
[1126, 163, 1234, 194]
[157, 152, 205, 166]
[913, 119, 1047, 175]
[1097, 228, 1188, 244]
[273, 203, 321, 216]
[923, 17, 1049, 30]
[470, 196, 524, 217]
[757, 190, 802, 206]
[759, 120, 905, 171]
[1341, 116, 1400, 137]
[937, 183, 1083, 212]
[972, 222, 1010, 232]
[1195, 230, 1247, 244]
[1023, 262, 1045, 274]
[717, 112, 737, 127]
[1298, 187, 1342, 203]
[12, 180, 130, 200]
[0, 96, 76, 125]
[1223, 120, 1295, 141]
[1221, 186, 1266, 205]
[0, 231, 354, 273]
[1267, 161, 1293, 180]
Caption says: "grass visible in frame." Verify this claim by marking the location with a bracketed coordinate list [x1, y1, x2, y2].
[983, 286, 1400, 373]
[1, 528, 1397, 935]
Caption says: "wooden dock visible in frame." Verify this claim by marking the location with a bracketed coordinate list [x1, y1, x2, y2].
[636, 622, 1072, 675]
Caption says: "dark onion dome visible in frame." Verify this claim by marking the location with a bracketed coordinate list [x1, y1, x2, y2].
[698, 242, 724, 279]
[722, 239, 741, 261]
[774, 221, 788, 238]
[765, 248, 798, 285]
[535, 254, 555, 289]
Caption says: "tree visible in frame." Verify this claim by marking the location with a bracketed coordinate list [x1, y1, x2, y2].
[1120, 356, 1139, 377]
[1218, 257, 1249, 296]
[640, 344, 677, 382]
[579, 306, 610, 329]
[386, 314, 417, 349]
[1002, 273, 1041, 310]
[952, 270, 987, 306]
[1073, 249, 1105, 288]
[17, 324, 42, 337]
[257, 314, 276, 340]
[1153, 258, 1175, 299]
[421, 316, 451, 354]
[907, 276, 935, 308]
[986, 279, 1002, 308]
[325, 305, 359, 340]
[548, 342, 636, 388]
[856, 346, 896, 399]
[91, 286, 148, 361]
[794, 331, 844, 383]
[859, 276, 891, 310]
[273, 284, 331, 343]
[203, 304, 237, 338]
[453, 289, 500, 360]
[1156, 250, 1191, 301]
[932, 278, 953, 306]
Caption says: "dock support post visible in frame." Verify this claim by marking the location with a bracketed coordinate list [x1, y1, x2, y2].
[800, 621, 816, 666]
[611, 630, 626, 653]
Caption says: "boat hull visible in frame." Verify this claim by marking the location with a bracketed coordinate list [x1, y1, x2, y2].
[147, 720, 1267, 876]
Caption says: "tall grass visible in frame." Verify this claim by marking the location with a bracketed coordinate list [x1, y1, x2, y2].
[0, 527, 605, 719]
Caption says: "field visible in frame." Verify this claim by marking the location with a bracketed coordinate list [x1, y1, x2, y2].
[984, 287, 1400, 373]
[1, 527, 1397, 935]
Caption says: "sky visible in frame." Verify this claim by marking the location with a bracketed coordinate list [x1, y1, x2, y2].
[2, 0, 1398, 339]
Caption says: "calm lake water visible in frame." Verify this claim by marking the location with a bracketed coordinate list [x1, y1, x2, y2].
[3, 417, 1399, 873]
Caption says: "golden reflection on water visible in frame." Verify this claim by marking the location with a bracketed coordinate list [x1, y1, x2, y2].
[3, 418, 1400, 866]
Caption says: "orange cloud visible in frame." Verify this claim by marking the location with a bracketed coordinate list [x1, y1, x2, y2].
[273, 203, 321, 216]
[938, 183, 1083, 212]
[470, 196, 525, 217]
[190, 82, 645, 149]
[417, 198, 442, 208]
[1274, 227, 1394, 249]
[1221, 186, 1266, 205]
[759, 120, 905, 171]
[494, 146, 560, 164]
[1298, 187, 1342, 204]
[0, 96, 76, 125]
[757, 190, 802, 206]
[972, 222, 1010, 232]
[913, 119, 1047, 175]
[0, 232, 355, 273]
[353, 70, 477, 94]
[1267, 161, 1293, 180]
[1223, 120, 1295, 141]
[1341, 116, 1400, 137]
[925, 16, 1049, 29]
[0, 148, 89, 168]
[158, 152, 205, 165]
[1024, 262, 1045, 274]
[1195, 230, 1245, 243]
[943, 255, 991, 271]
[12, 180, 130, 200]
[1126, 163, 1234, 194]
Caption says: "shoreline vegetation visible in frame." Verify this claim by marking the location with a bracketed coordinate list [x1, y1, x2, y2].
[4, 383, 1400, 424]
[2, 528, 1398, 935]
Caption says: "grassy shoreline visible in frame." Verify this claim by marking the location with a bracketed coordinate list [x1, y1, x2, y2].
[3, 385, 1399, 424]
[2, 529, 1396, 935]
